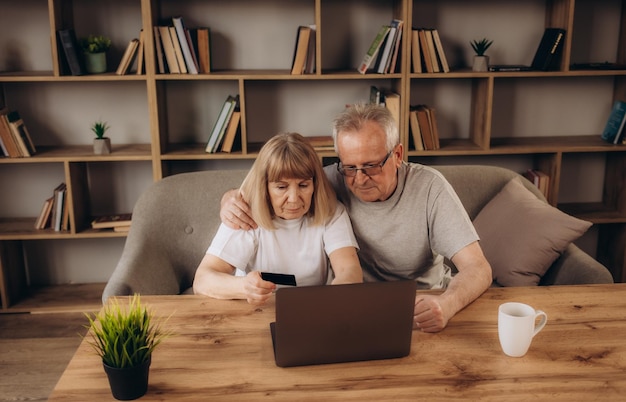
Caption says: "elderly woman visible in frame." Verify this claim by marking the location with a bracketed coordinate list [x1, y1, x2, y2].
[193, 132, 362, 304]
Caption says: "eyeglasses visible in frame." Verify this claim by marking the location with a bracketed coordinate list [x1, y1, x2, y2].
[337, 151, 393, 177]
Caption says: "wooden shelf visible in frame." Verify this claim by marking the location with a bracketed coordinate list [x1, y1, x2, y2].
[1, 0, 626, 312]
[0, 283, 105, 314]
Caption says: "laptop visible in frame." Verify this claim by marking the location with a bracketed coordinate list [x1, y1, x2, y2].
[270, 280, 416, 367]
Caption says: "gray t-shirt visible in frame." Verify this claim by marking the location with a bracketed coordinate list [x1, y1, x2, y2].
[325, 162, 478, 289]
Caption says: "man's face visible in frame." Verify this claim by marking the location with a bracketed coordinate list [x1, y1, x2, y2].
[336, 121, 402, 202]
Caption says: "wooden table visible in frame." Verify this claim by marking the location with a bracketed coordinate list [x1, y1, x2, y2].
[49, 284, 626, 401]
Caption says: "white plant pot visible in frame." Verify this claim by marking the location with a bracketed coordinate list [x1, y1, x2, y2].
[473, 55, 489, 72]
[93, 137, 112, 155]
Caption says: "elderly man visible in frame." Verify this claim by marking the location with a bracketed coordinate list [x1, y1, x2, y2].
[220, 103, 492, 332]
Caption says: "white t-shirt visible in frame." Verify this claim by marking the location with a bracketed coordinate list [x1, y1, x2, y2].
[207, 203, 358, 286]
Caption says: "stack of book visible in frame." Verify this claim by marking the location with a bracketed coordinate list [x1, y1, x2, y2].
[358, 19, 404, 74]
[409, 104, 440, 151]
[290, 25, 316, 75]
[205, 95, 241, 153]
[523, 169, 550, 199]
[91, 213, 132, 233]
[411, 28, 449, 73]
[0, 109, 36, 158]
[154, 17, 211, 75]
[35, 183, 68, 231]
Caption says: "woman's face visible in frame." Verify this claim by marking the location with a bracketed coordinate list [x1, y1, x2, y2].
[268, 177, 314, 220]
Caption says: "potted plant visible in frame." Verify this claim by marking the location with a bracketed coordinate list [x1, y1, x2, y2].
[470, 38, 493, 72]
[92, 120, 111, 154]
[80, 35, 112, 74]
[84, 294, 171, 400]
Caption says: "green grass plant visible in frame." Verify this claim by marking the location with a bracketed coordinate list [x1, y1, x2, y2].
[84, 294, 171, 368]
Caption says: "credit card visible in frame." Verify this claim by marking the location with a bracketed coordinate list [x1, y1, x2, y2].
[261, 272, 297, 286]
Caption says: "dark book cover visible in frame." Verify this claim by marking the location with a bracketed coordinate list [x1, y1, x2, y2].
[530, 28, 566, 71]
[57, 29, 85, 76]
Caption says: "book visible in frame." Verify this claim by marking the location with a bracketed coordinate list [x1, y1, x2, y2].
[388, 20, 404, 74]
[369, 85, 382, 105]
[211, 95, 240, 152]
[426, 107, 440, 149]
[291, 26, 312, 75]
[601, 100, 626, 143]
[184, 29, 200, 74]
[195, 28, 212, 74]
[431, 29, 449, 73]
[411, 29, 422, 73]
[158, 26, 181, 73]
[35, 196, 54, 230]
[530, 28, 566, 71]
[169, 26, 188, 74]
[0, 132, 8, 156]
[115, 38, 139, 75]
[135, 30, 145, 75]
[409, 108, 424, 151]
[382, 90, 401, 134]
[613, 110, 626, 144]
[418, 29, 434, 73]
[304, 24, 317, 74]
[424, 29, 440, 73]
[91, 213, 133, 229]
[57, 29, 85, 76]
[153, 26, 166, 74]
[416, 105, 434, 150]
[6, 110, 36, 156]
[488, 65, 533, 72]
[376, 20, 401, 74]
[524, 169, 550, 199]
[219, 109, 241, 153]
[357, 25, 391, 74]
[51, 183, 66, 232]
[206, 95, 237, 153]
[0, 111, 23, 157]
[172, 16, 198, 74]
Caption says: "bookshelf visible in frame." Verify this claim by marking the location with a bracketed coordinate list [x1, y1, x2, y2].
[0, 0, 624, 312]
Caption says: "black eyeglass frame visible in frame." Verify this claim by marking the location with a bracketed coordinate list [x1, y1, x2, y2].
[337, 151, 393, 177]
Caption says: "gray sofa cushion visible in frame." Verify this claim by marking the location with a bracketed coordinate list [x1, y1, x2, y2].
[473, 177, 592, 286]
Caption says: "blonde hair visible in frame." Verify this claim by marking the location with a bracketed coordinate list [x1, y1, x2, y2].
[240, 133, 337, 229]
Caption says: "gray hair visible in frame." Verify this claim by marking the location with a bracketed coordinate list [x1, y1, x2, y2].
[331, 102, 399, 153]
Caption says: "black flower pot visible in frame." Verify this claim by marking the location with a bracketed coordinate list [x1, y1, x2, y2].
[103, 356, 151, 400]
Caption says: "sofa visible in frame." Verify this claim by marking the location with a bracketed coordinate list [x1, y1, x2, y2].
[102, 165, 613, 302]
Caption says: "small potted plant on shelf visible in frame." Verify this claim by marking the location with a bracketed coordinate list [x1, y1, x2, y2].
[84, 294, 171, 400]
[470, 38, 493, 72]
[92, 120, 111, 155]
[80, 35, 112, 74]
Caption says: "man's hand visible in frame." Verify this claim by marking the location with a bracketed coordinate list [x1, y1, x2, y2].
[243, 271, 276, 305]
[413, 294, 450, 333]
[220, 189, 257, 230]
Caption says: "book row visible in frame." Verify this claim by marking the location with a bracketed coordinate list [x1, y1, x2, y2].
[409, 105, 440, 151]
[523, 169, 550, 200]
[411, 28, 449, 74]
[601, 100, 626, 145]
[35, 183, 69, 231]
[0, 109, 36, 157]
[205, 95, 242, 153]
[358, 19, 404, 75]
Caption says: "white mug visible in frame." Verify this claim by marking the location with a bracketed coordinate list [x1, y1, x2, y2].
[498, 302, 547, 357]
